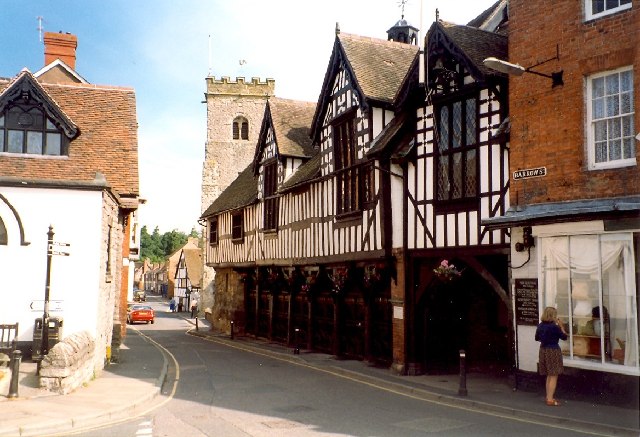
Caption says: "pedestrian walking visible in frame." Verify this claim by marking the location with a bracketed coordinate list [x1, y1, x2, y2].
[190, 300, 198, 318]
[535, 306, 568, 406]
[169, 297, 176, 313]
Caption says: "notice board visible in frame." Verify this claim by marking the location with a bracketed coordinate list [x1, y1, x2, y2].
[515, 278, 539, 325]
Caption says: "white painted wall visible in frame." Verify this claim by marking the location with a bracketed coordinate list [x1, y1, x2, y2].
[0, 186, 103, 343]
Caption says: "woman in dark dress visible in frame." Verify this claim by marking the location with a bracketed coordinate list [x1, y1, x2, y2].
[535, 306, 568, 406]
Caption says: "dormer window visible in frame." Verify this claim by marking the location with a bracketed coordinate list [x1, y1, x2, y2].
[0, 104, 66, 155]
[233, 116, 249, 140]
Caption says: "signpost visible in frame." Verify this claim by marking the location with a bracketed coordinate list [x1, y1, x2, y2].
[39, 226, 70, 366]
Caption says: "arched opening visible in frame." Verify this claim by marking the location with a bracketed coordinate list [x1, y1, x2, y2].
[232, 116, 249, 140]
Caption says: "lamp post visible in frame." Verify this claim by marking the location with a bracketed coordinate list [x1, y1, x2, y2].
[483, 47, 564, 88]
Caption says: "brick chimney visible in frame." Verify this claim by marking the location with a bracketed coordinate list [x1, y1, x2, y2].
[44, 31, 78, 69]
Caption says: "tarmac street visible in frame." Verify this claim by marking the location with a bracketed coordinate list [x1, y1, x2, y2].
[0, 295, 638, 437]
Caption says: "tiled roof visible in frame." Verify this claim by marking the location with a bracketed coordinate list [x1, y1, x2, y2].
[437, 22, 508, 77]
[339, 33, 418, 103]
[267, 98, 315, 158]
[200, 164, 258, 218]
[0, 70, 139, 198]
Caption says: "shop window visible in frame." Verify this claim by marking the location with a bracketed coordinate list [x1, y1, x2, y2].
[540, 233, 638, 370]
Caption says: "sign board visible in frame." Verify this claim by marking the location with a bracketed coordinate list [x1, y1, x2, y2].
[513, 167, 547, 180]
[30, 300, 64, 312]
[48, 242, 70, 256]
[514, 279, 539, 325]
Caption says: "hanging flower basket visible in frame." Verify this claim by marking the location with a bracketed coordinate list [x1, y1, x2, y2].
[433, 259, 463, 282]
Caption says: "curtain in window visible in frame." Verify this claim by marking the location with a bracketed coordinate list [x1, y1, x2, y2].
[541, 234, 637, 368]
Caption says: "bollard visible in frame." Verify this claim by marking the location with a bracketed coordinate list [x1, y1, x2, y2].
[8, 350, 22, 399]
[294, 328, 300, 355]
[230, 320, 234, 340]
[458, 349, 468, 396]
[195, 317, 199, 331]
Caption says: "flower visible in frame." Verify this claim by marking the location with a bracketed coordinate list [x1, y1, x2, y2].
[433, 259, 463, 281]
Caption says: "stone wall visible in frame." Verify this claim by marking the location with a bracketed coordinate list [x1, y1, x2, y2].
[210, 268, 246, 334]
[39, 331, 95, 395]
[200, 76, 275, 317]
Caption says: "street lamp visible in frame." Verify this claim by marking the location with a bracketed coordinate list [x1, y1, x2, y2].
[483, 48, 564, 88]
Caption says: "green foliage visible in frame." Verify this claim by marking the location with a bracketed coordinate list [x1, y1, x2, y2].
[140, 226, 199, 262]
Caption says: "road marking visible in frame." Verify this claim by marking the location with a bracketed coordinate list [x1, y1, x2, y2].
[189, 332, 624, 437]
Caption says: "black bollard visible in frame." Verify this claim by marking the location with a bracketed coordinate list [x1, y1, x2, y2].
[458, 349, 468, 396]
[195, 317, 199, 331]
[8, 350, 22, 399]
[230, 320, 234, 340]
[294, 328, 300, 355]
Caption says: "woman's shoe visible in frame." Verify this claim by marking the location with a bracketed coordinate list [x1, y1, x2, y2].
[546, 399, 561, 406]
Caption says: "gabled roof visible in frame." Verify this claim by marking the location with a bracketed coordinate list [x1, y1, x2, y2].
[34, 59, 88, 84]
[427, 21, 508, 81]
[200, 164, 258, 218]
[466, 0, 508, 32]
[0, 69, 139, 199]
[253, 98, 316, 172]
[311, 32, 418, 140]
[0, 69, 78, 138]
[181, 247, 203, 288]
[280, 152, 321, 193]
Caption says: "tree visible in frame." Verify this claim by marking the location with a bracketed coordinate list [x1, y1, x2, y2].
[140, 226, 191, 262]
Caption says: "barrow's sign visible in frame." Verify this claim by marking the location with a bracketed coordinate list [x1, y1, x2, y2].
[513, 167, 547, 180]
[29, 300, 64, 312]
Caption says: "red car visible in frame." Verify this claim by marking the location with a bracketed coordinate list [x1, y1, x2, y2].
[127, 304, 155, 324]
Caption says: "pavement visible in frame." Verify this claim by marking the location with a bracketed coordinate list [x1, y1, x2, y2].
[0, 312, 638, 437]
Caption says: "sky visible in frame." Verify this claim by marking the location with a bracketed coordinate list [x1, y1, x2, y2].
[0, 0, 498, 234]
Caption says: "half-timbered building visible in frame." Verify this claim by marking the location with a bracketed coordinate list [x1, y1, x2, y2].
[203, 3, 513, 374]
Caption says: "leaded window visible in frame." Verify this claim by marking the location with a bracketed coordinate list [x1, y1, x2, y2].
[263, 161, 278, 231]
[435, 94, 478, 202]
[334, 112, 360, 215]
[587, 67, 635, 169]
[0, 104, 66, 155]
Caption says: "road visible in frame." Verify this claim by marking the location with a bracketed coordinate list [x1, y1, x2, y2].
[72, 296, 590, 437]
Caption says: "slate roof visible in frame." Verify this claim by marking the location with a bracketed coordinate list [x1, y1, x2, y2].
[339, 33, 418, 104]
[200, 164, 258, 218]
[0, 69, 139, 199]
[266, 98, 315, 158]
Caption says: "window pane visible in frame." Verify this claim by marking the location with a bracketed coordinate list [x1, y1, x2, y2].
[595, 141, 607, 163]
[46, 118, 56, 130]
[609, 139, 621, 161]
[8, 130, 23, 153]
[46, 133, 61, 155]
[451, 152, 462, 199]
[232, 122, 239, 140]
[605, 95, 619, 117]
[605, 74, 619, 95]
[622, 137, 634, 159]
[608, 118, 621, 140]
[593, 97, 605, 119]
[26, 131, 43, 154]
[0, 132, 4, 151]
[592, 0, 605, 13]
[0, 116, 4, 128]
[594, 120, 607, 142]
[465, 98, 476, 146]
[592, 77, 605, 98]
[620, 70, 632, 91]
[465, 149, 477, 196]
[452, 101, 462, 148]
[437, 159, 449, 200]
[439, 107, 449, 151]
[620, 90, 631, 114]
[241, 121, 249, 140]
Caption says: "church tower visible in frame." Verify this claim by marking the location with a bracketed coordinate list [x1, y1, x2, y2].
[200, 76, 275, 311]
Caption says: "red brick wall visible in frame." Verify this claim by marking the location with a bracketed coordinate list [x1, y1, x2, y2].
[508, 0, 639, 206]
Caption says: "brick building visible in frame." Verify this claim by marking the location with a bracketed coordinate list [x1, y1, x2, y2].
[484, 0, 639, 391]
